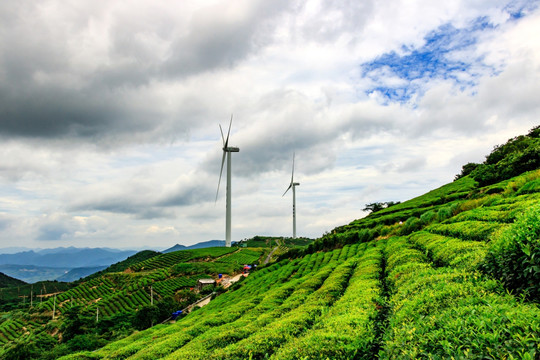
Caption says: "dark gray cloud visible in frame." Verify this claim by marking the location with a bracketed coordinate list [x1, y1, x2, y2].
[0, 86, 158, 139]
[157, 183, 214, 208]
[70, 195, 177, 220]
[164, 1, 290, 76]
[0, 0, 290, 143]
[68, 172, 215, 219]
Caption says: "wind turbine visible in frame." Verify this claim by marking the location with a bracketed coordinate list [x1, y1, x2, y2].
[283, 153, 300, 238]
[216, 115, 239, 247]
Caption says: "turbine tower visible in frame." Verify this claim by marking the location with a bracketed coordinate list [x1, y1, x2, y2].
[283, 153, 300, 238]
[216, 115, 239, 247]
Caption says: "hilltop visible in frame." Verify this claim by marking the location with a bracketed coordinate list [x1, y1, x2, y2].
[0, 127, 538, 359]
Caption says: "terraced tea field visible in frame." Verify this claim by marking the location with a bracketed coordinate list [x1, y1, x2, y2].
[1, 130, 539, 359]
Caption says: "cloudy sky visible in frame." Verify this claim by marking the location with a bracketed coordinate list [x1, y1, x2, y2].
[0, 0, 539, 251]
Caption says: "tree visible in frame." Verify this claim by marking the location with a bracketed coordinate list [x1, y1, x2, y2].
[132, 304, 161, 330]
[61, 306, 94, 342]
[363, 201, 400, 214]
[454, 162, 479, 180]
[363, 202, 386, 213]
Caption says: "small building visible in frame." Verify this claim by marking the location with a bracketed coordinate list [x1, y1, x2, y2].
[197, 278, 216, 291]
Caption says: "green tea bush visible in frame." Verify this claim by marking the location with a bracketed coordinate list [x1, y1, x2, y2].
[482, 204, 540, 300]
[517, 177, 540, 195]
[398, 216, 422, 235]
[382, 236, 540, 359]
[409, 231, 487, 270]
[427, 221, 501, 241]
[419, 210, 436, 225]
[271, 246, 382, 360]
[436, 206, 454, 222]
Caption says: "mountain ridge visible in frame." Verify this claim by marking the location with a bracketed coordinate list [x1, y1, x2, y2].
[0, 248, 137, 268]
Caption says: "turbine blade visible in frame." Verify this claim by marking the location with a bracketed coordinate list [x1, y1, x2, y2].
[219, 124, 225, 146]
[216, 150, 226, 203]
[225, 114, 233, 148]
[282, 183, 292, 197]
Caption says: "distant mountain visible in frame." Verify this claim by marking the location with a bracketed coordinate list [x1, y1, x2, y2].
[36, 246, 128, 255]
[162, 240, 227, 253]
[162, 244, 187, 253]
[0, 248, 137, 268]
[55, 266, 108, 282]
[0, 272, 26, 288]
[0, 264, 70, 283]
[0, 247, 35, 254]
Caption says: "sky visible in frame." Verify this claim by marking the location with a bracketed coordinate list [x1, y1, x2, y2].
[0, 0, 539, 251]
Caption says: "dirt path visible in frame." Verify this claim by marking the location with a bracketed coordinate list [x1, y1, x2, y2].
[263, 239, 281, 265]
[196, 296, 212, 308]
[223, 273, 244, 288]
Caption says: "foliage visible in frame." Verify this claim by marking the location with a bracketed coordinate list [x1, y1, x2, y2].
[426, 220, 501, 241]
[129, 247, 237, 272]
[382, 236, 540, 359]
[408, 231, 487, 269]
[468, 132, 540, 186]
[363, 201, 401, 214]
[61, 306, 95, 342]
[482, 204, 540, 301]
[0, 280, 73, 312]
[454, 162, 480, 180]
[397, 216, 422, 235]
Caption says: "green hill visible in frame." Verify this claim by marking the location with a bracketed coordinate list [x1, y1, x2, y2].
[0, 272, 26, 288]
[0, 127, 539, 359]
[81, 250, 161, 281]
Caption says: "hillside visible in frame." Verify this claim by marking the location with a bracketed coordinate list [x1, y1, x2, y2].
[0, 128, 538, 359]
[59, 169, 539, 359]
[0, 244, 274, 359]
[0, 280, 72, 312]
[0, 273, 26, 288]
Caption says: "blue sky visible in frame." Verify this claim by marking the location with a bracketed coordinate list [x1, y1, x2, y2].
[0, 0, 539, 250]
[362, 19, 495, 103]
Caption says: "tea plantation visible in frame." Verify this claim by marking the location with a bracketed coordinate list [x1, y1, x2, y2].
[0, 128, 539, 359]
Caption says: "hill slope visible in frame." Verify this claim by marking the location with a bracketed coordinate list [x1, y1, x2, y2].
[0, 128, 539, 359]
[50, 127, 540, 360]
[0, 272, 26, 288]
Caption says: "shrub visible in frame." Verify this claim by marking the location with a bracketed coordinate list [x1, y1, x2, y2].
[398, 217, 422, 235]
[482, 204, 540, 300]
[437, 206, 453, 222]
[419, 210, 436, 225]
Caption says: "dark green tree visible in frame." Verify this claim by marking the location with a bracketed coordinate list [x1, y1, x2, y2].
[363, 202, 386, 213]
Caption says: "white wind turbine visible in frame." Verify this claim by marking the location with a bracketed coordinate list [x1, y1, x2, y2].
[216, 115, 239, 247]
[283, 153, 300, 238]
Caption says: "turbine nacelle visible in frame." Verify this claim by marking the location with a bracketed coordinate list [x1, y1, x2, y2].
[224, 147, 240, 152]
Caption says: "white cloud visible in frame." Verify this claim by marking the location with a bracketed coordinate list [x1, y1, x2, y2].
[0, 1, 539, 250]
